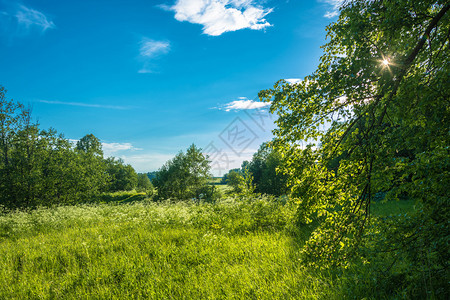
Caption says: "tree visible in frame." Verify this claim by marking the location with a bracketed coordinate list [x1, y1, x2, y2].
[247, 142, 289, 196]
[105, 157, 138, 192]
[221, 145, 289, 196]
[221, 167, 241, 183]
[76, 133, 103, 156]
[236, 167, 255, 197]
[137, 173, 153, 193]
[0, 86, 30, 207]
[74, 134, 109, 198]
[153, 144, 214, 200]
[146, 171, 158, 181]
[35, 129, 81, 205]
[259, 0, 449, 296]
[222, 160, 253, 194]
[225, 169, 243, 193]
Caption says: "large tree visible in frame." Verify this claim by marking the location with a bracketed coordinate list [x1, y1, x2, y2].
[260, 0, 449, 296]
[76, 133, 103, 156]
[74, 134, 109, 199]
[153, 144, 214, 200]
[105, 157, 138, 192]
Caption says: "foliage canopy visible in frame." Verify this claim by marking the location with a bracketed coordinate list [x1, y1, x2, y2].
[260, 0, 449, 296]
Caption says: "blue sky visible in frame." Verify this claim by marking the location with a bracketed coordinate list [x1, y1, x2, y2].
[0, 0, 341, 175]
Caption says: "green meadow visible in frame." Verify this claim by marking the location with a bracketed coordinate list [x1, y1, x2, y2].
[0, 195, 416, 299]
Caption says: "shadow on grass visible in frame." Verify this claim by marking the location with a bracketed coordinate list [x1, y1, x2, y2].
[94, 191, 148, 204]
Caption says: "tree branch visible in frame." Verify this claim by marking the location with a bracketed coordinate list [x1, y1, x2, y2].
[378, 4, 450, 126]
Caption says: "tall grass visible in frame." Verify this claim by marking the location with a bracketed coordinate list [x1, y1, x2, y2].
[0, 196, 419, 299]
[0, 197, 335, 299]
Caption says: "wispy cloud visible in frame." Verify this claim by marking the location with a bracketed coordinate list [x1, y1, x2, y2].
[37, 100, 133, 110]
[164, 0, 273, 36]
[102, 142, 143, 156]
[15, 5, 55, 31]
[0, 3, 55, 39]
[69, 139, 144, 158]
[217, 97, 271, 112]
[319, 0, 344, 18]
[137, 69, 154, 74]
[140, 38, 170, 57]
[138, 37, 171, 73]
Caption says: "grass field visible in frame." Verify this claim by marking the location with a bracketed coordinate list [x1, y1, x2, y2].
[0, 196, 416, 299]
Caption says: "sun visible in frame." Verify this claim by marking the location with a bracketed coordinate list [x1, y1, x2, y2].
[379, 56, 394, 73]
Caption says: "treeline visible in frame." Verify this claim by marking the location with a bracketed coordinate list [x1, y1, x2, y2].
[149, 143, 290, 202]
[222, 143, 289, 196]
[0, 86, 151, 209]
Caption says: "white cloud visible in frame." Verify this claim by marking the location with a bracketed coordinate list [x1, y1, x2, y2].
[218, 97, 271, 111]
[284, 78, 302, 85]
[15, 5, 55, 32]
[37, 100, 133, 110]
[69, 139, 143, 158]
[102, 142, 143, 155]
[284, 78, 317, 87]
[138, 38, 171, 73]
[319, 0, 344, 18]
[324, 10, 339, 18]
[167, 0, 273, 36]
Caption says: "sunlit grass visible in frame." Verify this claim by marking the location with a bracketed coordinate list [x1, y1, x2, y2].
[0, 196, 417, 299]
[0, 198, 333, 299]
